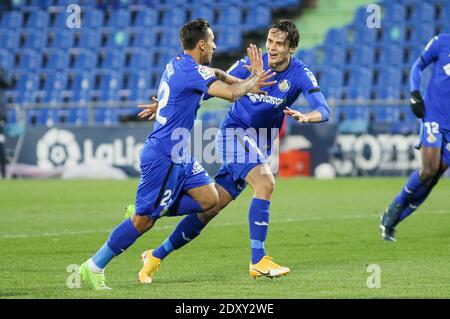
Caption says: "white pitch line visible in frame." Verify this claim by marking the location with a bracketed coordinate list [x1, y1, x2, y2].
[1, 210, 449, 239]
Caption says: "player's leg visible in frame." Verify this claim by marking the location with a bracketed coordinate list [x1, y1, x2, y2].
[398, 160, 448, 221]
[245, 164, 289, 278]
[380, 145, 442, 241]
[139, 160, 219, 283]
[151, 183, 218, 261]
[80, 159, 179, 289]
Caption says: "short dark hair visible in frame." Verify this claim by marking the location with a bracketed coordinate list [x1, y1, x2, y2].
[179, 18, 212, 50]
[268, 19, 300, 48]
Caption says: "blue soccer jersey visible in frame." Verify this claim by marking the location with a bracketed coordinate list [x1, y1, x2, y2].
[416, 34, 450, 130]
[142, 53, 217, 164]
[135, 53, 216, 218]
[221, 53, 322, 134]
[214, 53, 329, 199]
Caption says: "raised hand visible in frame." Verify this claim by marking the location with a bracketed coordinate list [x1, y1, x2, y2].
[283, 107, 309, 123]
[244, 44, 264, 76]
[137, 96, 158, 121]
[253, 69, 277, 93]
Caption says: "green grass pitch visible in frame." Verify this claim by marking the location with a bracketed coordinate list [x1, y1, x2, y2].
[1, 178, 449, 298]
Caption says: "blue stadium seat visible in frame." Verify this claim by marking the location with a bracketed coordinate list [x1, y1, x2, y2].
[94, 70, 121, 102]
[68, 71, 92, 102]
[215, 27, 242, 52]
[132, 30, 157, 48]
[1, 11, 24, 29]
[320, 67, 344, 100]
[383, 2, 407, 22]
[381, 23, 406, 44]
[218, 7, 241, 26]
[132, 8, 157, 28]
[123, 70, 150, 101]
[25, 10, 49, 29]
[125, 49, 154, 69]
[409, 21, 436, 45]
[95, 108, 118, 125]
[76, 31, 101, 49]
[105, 30, 130, 48]
[348, 67, 372, 100]
[0, 50, 13, 70]
[0, 30, 19, 50]
[71, 49, 96, 69]
[41, 71, 66, 103]
[15, 50, 42, 70]
[325, 28, 348, 47]
[49, 30, 75, 49]
[379, 44, 403, 66]
[325, 45, 345, 67]
[13, 72, 38, 103]
[351, 45, 375, 66]
[247, 6, 271, 29]
[27, 108, 55, 125]
[162, 7, 186, 26]
[99, 50, 124, 69]
[412, 1, 435, 22]
[22, 31, 48, 50]
[68, 108, 88, 125]
[354, 24, 377, 46]
[82, 9, 104, 29]
[42, 49, 69, 70]
[189, 6, 214, 23]
[160, 29, 182, 50]
[107, 9, 131, 28]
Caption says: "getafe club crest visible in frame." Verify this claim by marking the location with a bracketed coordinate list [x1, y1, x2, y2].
[278, 79, 290, 92]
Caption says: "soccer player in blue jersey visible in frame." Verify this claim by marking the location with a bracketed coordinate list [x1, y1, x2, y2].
[380, 34, 450, 241]
[136, 20, 330, 280]
[79, 18, 276, 290]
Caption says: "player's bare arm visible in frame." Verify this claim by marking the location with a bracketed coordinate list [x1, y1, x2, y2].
[283, 107, 324, 123]
[207, 44, 276, 101]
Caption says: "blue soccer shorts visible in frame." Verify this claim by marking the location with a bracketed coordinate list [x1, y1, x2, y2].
[416, 120, 450, 166]
[214, 127, 268, 199]
[135, 155, 212, 219]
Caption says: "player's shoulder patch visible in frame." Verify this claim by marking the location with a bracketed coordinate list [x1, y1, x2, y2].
[196, 65, 214, 80]
[304, 67, 318, 87]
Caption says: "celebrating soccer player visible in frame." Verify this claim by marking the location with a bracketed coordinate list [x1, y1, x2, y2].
[380, 34, 450, 241]
[79, 18, 276, 290]
[134, 20, 330, 281]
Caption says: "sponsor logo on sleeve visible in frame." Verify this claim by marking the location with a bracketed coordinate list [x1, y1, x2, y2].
[197, 66, 214, 80]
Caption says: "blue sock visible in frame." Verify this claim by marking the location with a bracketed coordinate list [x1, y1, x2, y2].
[249, 198, 270, 264]
[394, 171, 426, 207]
[91, 243, 116, 270]
[91, 218, 141, 269]
[153, 213, 206, 260]
[167, 194, 203, 217]
[399, 184, 432, 222]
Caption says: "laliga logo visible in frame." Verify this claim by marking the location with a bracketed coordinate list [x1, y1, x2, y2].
[37, 128, 81, 169]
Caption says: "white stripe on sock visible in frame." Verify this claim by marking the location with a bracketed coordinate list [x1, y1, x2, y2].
[87, 258, 104, 273]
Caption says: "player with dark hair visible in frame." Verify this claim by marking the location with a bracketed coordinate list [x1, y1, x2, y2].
[134, 19, 330, 281]
[79, 18, 276, 290]
[380, 34, 450, 241]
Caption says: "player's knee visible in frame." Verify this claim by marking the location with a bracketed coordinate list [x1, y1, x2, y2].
[255, 179, 275, 198]
[198, 190, 219, 212]
[420, 163, 440, 181]
[131, 214, 155, 234]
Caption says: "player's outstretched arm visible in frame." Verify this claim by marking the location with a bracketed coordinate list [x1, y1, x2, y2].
[207, 44, 275, 101]
[207, 67, 242, 85]
[284, 91, 330, 123]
